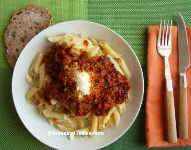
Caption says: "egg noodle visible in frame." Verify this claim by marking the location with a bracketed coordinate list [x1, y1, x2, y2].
[26, 34, 131, 139]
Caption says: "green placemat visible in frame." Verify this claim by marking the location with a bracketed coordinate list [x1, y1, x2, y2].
[1, 0, 191, 150]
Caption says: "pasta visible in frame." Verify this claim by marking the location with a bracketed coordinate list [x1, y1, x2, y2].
[90, 115, 98, 135]
[33, 52, 44, 74]
[99, 41, 131, 78]
[99, 41, 120, 58]
[117, 103, 126, 114]
[26, 33, 131, 139]
[113, 109, 120, 126]
[102, 107, 116, 129]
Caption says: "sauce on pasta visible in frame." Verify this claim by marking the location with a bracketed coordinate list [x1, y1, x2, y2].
[42, 45, 130, 116]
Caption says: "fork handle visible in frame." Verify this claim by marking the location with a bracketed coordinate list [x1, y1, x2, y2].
[166, 90, 178, 143]
[164, 57, 177, 143]
[179, 73, 188, 139]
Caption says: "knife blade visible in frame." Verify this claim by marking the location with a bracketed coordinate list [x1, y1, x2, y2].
[177, 13, 190, 139]
[177, 13, 190, 74]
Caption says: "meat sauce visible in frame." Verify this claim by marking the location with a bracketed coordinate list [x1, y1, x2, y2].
[43, 45, 130, 116]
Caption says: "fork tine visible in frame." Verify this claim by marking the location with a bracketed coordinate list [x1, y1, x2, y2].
[170, 20, 172, 33]
[168, 20, 172, 46]
[165, 20, 170, 46]
[157, 20, 162, 47]
[162, 20, 166, 45]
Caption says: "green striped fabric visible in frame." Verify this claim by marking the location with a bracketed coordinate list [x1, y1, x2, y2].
[1, 0, 191, 150]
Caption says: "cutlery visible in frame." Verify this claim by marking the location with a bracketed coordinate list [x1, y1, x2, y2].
[157, 20, 178, 143]
[177, 13, 190, 139]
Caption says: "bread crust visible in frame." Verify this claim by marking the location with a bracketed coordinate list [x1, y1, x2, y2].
[4, 5, 52, 67]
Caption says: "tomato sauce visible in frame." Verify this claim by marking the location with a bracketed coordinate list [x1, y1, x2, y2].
[43, 45, 130, 116]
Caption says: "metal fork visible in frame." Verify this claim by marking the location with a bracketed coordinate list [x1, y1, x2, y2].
[157, 20, 177, 143]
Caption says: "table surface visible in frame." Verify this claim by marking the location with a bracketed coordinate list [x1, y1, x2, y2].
[1, 0, 191, 149]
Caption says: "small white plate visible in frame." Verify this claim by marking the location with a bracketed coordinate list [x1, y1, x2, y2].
[12, 20, 144, 150]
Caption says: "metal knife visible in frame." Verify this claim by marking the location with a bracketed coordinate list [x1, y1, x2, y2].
[177, 13, 190, 139]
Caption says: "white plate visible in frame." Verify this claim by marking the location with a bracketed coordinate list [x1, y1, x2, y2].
[12, 20, 144, 150]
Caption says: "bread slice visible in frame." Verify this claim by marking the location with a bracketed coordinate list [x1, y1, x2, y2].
[4, 5, 52, 67]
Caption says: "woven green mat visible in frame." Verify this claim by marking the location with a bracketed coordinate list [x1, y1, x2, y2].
[1, 0, 191, 149]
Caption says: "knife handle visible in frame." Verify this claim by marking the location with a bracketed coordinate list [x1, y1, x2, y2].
[166, 91, 178, 143]
[179, 86, 189, 139]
